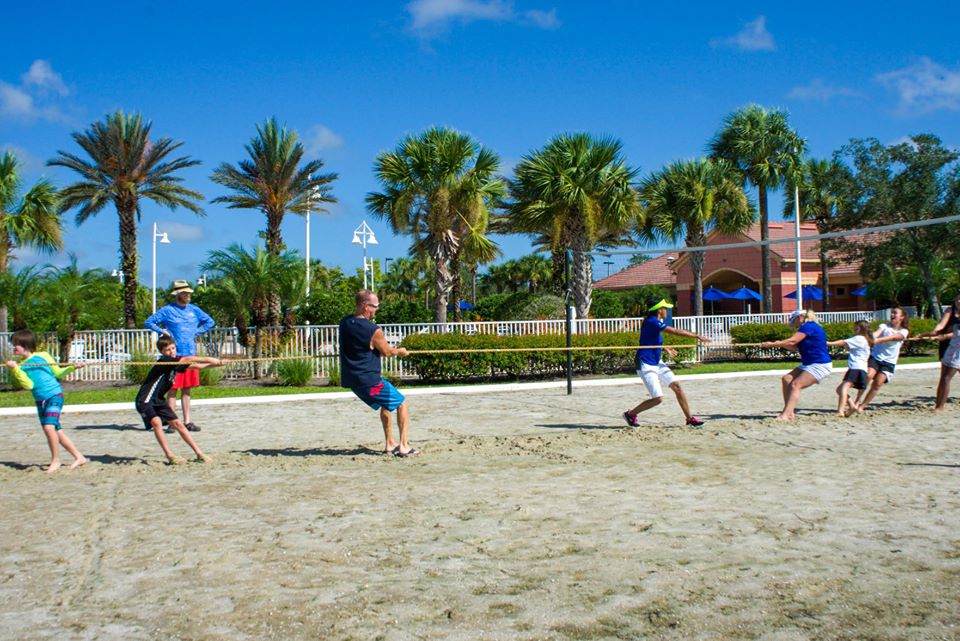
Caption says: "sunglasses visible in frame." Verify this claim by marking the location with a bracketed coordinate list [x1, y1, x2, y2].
[366, 303, 380, 309]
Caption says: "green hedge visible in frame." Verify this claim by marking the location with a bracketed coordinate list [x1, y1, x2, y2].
[730, 318, 939, 360]
[401, 331, 698, 383]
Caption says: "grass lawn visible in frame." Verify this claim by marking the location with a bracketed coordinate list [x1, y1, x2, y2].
[0, 355, 939, 408]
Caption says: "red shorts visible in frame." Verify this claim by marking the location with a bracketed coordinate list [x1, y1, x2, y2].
[171, 368, 200, 390]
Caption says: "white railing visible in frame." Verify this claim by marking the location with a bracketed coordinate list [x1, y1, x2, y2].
[0, 309, 888, 385]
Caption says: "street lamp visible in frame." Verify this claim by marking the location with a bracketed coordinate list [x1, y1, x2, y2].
[793, 146, 804, 312]
[197, 273, 207, 287]
[603, 260, 614, 278]
[151, 222, 171, 315]
[305, 185, 319, 297]
[352, 220, 378, 290]
[111, 269, 125, 284]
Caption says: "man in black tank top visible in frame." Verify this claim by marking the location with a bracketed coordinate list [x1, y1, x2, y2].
[339, 290, 419, 457]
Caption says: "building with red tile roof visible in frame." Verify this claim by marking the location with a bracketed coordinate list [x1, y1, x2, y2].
[593, 222, 869, 315]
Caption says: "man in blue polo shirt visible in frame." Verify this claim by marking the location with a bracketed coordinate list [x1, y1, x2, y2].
[339, 290, 419, 457]
[623, 299, 710, 428]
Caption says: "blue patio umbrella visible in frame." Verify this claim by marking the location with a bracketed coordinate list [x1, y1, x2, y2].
[702, 286, 729, 302]
[851, 285, 869, 296]
[785, 285, 827, 301]
[459, 300, 474, 310]
[727, 286, 763, 301]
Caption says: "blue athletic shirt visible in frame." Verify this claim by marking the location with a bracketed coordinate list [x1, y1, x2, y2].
[9, 352, 75, 402]
[144, 303, 215, 356]
[797, 321, 831, 365]
[338, 315, 381, 388]
[637, 316, 668, 366]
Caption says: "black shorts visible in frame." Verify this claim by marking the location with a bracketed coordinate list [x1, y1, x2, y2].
[136, 402, 178, 429]
[842, 369, 868, 390]
[867, 356, 896, 381]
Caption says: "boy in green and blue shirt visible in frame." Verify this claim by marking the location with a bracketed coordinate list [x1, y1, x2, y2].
[5, 329, 88, 473]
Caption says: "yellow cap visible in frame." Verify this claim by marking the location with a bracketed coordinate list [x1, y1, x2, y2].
[648, 299, 674, 312]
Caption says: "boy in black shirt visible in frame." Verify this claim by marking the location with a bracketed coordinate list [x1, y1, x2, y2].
[136, 336, 223, 464]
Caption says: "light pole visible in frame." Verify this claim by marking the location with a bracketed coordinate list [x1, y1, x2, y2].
[305, 186, 319, 297]
[151, 222, 171, 315]
[603, 260, 614, 278]
[352, 220, 378, 291]
[111, 269, 125, 284]
[793, 147, 804, 312]
[197, 273, 207, 287]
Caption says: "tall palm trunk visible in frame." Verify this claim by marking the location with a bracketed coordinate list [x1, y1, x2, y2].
[117, 202, 139, 329]
[430, 236, 456, 324]
[450, 251, 463, 322]
[265, 209, 284, 326]
[819, 245, 831, 312]
[687, 227, 707, 318]
[0, 235, 9, 333]
[758, 185, 771, 313]
[550, 251, 565, 295]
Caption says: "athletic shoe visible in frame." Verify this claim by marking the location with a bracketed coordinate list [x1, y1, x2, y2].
[622, 411, 640, 427]
[686, 416, 705, 427]
[186, 422, 201, 432]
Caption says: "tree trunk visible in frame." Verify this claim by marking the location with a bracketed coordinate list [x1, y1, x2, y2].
[0, 235, 8, 333]
[572, 246, 593, 320]
[688, 227, 707, 318]
[758, 185, 771, 313]
[820, 245, 831, 312]
[118, 203, 139, 329]
[451, 251, 463, 322]
[550, 251, 565, 295]
[918, 259, 942, 320]
[253, 327, 263, 379]
[430, 237, 456, 324]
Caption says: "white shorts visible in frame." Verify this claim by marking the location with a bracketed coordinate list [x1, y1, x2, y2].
[943, 343, 960, 370]
[798, 362, 833, 383]
[638, 361, 676, 398]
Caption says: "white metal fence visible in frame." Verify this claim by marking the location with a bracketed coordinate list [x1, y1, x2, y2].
[0, 309, 887, 385]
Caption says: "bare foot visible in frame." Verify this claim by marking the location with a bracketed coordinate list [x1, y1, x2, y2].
[774, 414, 794, 421]
[835, 412, 847, 418]
[167, 456, 186, 465]
[68, 456, 88, 470]
[45, 460, 62, 474]
[932, 407, 945, 413]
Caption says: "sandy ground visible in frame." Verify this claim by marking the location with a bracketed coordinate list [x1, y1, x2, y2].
[1, 368, 959, 641]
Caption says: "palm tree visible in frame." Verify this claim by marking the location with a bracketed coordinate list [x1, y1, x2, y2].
[39, 256, 115, 358]
[211, 118, 338, 256]
[709, 105, 804, 313]
[200, 243, 301, 378]
[0, 151, 62, 332]
[509, 133, 640, 319]
[783, 158, 848, 311]
[49, 111, 204, 329]
[0, 264, 49, 331]
[211, 118, 337, 325]
[516, 254, 553, 292]
[639, 158, 755, 316]
[367, 127, 505, 324]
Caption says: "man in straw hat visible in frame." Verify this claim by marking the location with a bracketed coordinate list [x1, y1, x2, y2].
[145, 280, 215, 432]
[623, 299, 710, 428]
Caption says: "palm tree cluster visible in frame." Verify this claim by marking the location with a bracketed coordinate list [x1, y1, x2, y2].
[6, 103, 955, 337]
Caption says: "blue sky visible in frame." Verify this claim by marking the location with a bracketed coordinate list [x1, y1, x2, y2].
[3, 1, 959, 287]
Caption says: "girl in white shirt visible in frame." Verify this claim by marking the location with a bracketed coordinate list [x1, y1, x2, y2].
[827, 320, 875, 417]
[854, 307, 910, 413]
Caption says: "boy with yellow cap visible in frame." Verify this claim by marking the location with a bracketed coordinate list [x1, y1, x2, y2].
[623, 299, 710, 428]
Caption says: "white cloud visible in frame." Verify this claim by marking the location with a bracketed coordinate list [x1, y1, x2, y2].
[0, 82, 36, 118]
[407, 0, 558, 35]
[876, 57, 960, 113]
[787, 78, 862, 102]
[521, 8, 559, 29]
[0, 60, 70, 123]
[21, 60, 69, 96]
[710, 16, 775, 52]
[160, 221, 205, 242]
[305, 124, 345, 156]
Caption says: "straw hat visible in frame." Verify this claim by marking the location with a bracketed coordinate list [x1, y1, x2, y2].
[169, 280, 194, 295]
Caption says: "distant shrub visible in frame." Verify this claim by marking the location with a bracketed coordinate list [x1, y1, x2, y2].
[125, 350, 157, 385]
[401, 329, 697, 383]
[375, 299, 432, 324]
[276, 355, 315, 387]
[590, 290, 625, 319]
[199, 365, 223, 387]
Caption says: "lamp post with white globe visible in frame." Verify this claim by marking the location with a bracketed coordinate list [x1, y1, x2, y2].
[352, 221, 378, 291]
